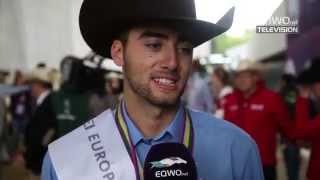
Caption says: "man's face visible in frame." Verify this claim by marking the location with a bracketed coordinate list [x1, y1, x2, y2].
[112, 26, 193, 107]
[30, 82, 43, 98]
[211, 73, 223, 95]
[234, 71, 257, 93]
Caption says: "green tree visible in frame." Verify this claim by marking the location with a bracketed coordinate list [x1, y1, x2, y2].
[211, 30, 253, 53]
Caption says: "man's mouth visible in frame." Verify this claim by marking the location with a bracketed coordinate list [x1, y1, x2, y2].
[153, 78, 176, 86]
[152, 77, 178, 91]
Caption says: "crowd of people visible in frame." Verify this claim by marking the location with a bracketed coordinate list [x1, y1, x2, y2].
[185, 58, 320, 180]
[0, 56, 123, 179]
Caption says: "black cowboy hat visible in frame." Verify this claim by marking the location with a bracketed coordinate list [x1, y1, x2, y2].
[79, 0, 235, 58]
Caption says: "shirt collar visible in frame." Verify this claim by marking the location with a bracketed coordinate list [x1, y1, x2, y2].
[121, 101, 184, 146]
[36, 90, 50, 106]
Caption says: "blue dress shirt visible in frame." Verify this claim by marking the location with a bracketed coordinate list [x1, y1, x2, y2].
[41, 103, 184, 180]
[41, 104, 264, 180]
[121, 101, 184, 165]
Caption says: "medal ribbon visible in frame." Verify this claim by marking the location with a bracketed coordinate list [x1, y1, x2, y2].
[114, 101, 194, 180]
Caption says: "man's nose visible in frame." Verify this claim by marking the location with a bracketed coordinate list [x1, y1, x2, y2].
[161, 47, 179, 71]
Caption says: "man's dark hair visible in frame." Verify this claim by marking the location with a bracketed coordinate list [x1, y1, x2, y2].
[118, 30, 129, 45]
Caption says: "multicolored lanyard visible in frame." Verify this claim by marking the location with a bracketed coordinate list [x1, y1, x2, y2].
[114, 102, 194, 180]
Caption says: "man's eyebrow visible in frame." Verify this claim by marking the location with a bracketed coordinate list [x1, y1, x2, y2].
[177, 36, 193, 46]
[138, 30, 169, 39]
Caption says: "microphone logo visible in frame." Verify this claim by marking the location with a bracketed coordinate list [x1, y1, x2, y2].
[144, 143, 197, 179]
[150, 157, 187, 169]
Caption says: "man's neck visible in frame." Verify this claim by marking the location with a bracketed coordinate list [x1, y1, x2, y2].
[123, 93, 179, 139]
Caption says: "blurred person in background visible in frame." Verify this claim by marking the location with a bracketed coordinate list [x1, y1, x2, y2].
[0, 97, 6, 144]
[294, 58, 320, 180]
[89, 71, 123, 117]
[0, 96, 6, 156]
[1, 70, 30, 166]
[296, 69, 320, 117]
[222, 60, 296, 180]
[105, 71, 123, 96]
[0, 90, 6, 179]
[278, 74, 300, 180]
[211, 66, 233, 118]
[0, 71, 11, 164]
[24, 66, 56, 180]
[9, 70, 32, 155]
[184, 60, 214, 113]
[51, 55, 90, 137]
[48, 68, 61, 91]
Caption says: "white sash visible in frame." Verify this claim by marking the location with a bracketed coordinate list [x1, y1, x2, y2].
[48, 110, 136, 180]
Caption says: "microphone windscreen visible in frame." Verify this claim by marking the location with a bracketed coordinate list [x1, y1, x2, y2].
[143, 143, 197, 180]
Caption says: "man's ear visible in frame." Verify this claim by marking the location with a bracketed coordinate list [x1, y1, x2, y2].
[111, 40, 124, 66]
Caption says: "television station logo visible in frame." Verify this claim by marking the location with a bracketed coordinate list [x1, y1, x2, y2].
[150, 157, 189, 178]
[256, 16, 299, 34]
[150, 157, 187, 169]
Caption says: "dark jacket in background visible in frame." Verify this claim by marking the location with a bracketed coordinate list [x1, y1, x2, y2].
[10, 91, 32, 122]
[24, 93, 56, 175]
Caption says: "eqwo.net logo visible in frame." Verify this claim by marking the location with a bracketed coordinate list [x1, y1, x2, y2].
[150, 157, 187, 169]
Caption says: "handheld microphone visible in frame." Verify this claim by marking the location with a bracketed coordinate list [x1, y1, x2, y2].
[143, 143, 197, 180]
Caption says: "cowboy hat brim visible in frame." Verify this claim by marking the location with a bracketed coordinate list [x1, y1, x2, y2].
[79, 0, 234, 58]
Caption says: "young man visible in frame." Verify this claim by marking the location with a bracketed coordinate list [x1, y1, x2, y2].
[41, 0, 264, 179]
[222, 61, 295, 180]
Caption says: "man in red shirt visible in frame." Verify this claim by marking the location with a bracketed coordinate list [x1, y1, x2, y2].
[295, 58, 320, 180]
[222, 61, 295, 180]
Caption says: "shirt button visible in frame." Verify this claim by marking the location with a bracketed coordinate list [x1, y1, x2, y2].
[144, 139, 152, 145]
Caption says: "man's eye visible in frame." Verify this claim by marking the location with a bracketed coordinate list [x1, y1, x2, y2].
[178, 47, 193, 55]
[145, 43, 162, 50]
